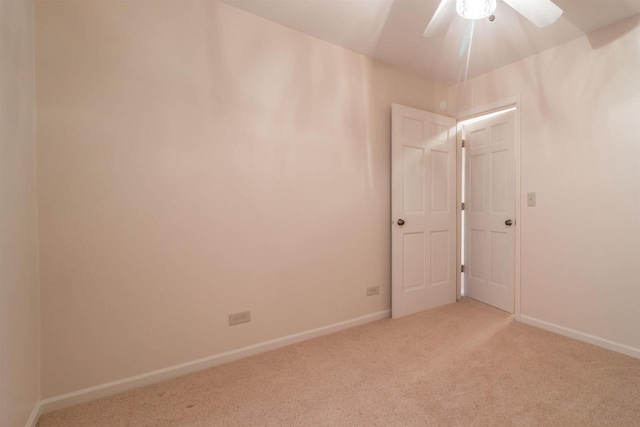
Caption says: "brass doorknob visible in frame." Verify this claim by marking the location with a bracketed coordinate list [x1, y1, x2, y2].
[397, 219, 405, 226]
[505, 219, 513, 226]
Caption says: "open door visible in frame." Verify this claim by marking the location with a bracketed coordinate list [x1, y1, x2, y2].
[391, 104, 457, 319]
[463, 108, 516, 313]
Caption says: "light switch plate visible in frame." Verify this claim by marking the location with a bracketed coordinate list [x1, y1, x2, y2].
[527, 192, 536, 207]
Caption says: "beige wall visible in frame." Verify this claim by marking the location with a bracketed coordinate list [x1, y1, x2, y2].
[450, 16, 640, 349]
[36, 0, 449, 397]
[0, 0, 40, 425]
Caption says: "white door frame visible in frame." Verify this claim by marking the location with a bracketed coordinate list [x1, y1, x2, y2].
[453, 96, 521, 320]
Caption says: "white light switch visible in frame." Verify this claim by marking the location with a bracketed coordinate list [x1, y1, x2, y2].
[527, 192, 536, 207]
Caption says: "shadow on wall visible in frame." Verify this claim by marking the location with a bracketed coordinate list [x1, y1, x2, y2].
[202, 1, 383, 196]
[588, 14, 640, 49]
[450, 13, 639, 180]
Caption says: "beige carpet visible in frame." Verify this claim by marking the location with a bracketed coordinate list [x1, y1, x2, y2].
[38, 299, 640, 426]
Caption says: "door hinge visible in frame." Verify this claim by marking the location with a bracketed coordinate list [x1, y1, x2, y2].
[461, 139, 466, 148]
[461, 202, 465, 210]
[461, 265, 465, 273]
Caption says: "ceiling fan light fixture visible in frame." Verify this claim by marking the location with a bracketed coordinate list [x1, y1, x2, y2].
[456, 0, 497, 20]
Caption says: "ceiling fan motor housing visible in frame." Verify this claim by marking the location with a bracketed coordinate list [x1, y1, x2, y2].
[456, 0, 497, 20]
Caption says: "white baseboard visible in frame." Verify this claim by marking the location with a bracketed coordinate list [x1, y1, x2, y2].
[37, 310, 390, 417]
[519, 315, 640, 359]
[25, 402, 41, 427]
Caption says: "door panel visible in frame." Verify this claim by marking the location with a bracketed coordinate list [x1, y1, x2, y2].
[464, 109, 516, 313]
[430, 230, 449, 285]
[403, 232, 425, 290]
[431, 150, 450, 212]
[403, 146, 424, 212]
[469, 153, 486, 211]
[392, 104, 456, 319]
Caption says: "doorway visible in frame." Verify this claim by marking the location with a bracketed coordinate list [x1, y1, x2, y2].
[391, 100, 520, 319]
[456, 100, 520, 314]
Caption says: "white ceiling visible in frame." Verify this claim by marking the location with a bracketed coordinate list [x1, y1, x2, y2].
[222, 0, 640, 85]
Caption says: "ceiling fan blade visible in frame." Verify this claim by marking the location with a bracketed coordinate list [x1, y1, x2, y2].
[423, 0, 456, 38]
[502, 0, 563, 28]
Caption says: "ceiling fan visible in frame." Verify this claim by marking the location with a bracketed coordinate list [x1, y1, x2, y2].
[423, 0, 564, 38]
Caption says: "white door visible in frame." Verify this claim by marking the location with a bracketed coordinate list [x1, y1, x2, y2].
[391, 104, 457, 319]
[464, 109, 516, 312]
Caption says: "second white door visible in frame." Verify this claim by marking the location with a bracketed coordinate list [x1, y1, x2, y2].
[464, 109, 516, 313]
[391, 104, 457, 319]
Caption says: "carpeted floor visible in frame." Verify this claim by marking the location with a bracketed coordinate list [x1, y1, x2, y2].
[38, 299, 640, 426]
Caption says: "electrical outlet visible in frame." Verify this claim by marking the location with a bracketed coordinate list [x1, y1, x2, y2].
[366, 286, 380, 296]
[229, 310, 251, 326]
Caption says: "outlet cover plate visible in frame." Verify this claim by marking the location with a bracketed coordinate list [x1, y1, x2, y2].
[366, 286, 380, 296]
[229, 311, 251, 326]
